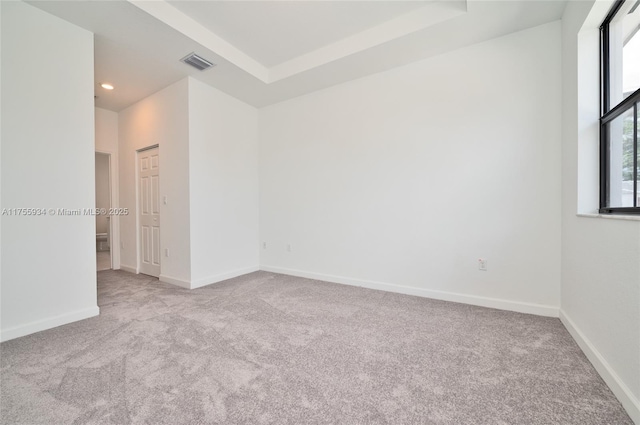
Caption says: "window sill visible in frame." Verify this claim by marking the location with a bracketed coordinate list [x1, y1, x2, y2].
[577, 213, 640, 222]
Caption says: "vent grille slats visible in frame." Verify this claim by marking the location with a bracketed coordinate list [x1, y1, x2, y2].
[181, 53, 215, 71]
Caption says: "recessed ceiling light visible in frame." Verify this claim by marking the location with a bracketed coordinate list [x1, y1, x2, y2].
[101, 83, 114, 90]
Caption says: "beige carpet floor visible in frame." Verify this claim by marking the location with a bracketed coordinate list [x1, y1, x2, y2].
[0, 270, 633, 424]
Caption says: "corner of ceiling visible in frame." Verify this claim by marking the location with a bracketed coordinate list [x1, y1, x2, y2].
[126, 0, 270, 82]
[127, 0, 468, 86]
[267, 0, 468, 83]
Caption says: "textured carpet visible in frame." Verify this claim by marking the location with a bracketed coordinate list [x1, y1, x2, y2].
[0, 270, 632, 424]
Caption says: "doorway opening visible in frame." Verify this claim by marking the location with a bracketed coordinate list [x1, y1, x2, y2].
[95, 152, 112, 271]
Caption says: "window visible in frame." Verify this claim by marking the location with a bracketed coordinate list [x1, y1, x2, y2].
[600, 0, 640, 214]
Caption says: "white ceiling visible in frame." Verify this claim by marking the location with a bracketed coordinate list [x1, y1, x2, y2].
[28, 0, 568, 111]
[166, 1, 430, 67]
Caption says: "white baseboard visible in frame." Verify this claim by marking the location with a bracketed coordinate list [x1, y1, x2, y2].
[159, 266, 259, 289]
[190, 266, 260, 289]
[260, 265, 559, 317]
[159, 273, 191, 289]
[560, 310, 640, 424]
[119, 264, 138, 274]
[0, 306, 100, 343]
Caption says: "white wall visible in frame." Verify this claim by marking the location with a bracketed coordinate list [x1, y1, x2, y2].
[118, 79, 191, 282]
[187, 78, 259, 288]
[259, 21, 562, 316]
[0, 0, 4, 333]
[96, 107, 119, 153]
[0, 1, 98, 341]
[95, 107, 120, 267]
[118, 78, 260, 288]
[561, 1, 640, 422]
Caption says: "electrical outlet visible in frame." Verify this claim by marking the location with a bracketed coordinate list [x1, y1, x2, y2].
[262, 242, 267, 249]
[165, 248, 169, 257]
[478, 258, 487, 271]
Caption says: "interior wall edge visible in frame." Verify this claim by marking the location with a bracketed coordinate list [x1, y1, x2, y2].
[159, 274, 191, 289]
[189, 266, 261, 289]
[559, 310, 640, 424]
[0, 306, 100, 343]
[119, 264, 138, 274]
[159, 265, 260, 290]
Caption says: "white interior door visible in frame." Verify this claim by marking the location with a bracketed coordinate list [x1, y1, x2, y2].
[138, 147, 160, 277]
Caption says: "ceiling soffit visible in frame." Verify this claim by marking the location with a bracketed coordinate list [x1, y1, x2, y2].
[127, 0, 468, 84]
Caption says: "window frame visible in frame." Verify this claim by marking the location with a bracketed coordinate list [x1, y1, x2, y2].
[599, 0, 640, 214]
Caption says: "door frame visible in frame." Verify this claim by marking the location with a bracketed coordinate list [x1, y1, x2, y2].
[135, 144, 160, 275]
[95, 150, 120, 270]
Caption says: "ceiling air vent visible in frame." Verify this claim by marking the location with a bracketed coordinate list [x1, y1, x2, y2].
[180, 53, 215, 71]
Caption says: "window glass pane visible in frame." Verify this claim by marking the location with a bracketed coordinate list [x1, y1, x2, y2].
[607, 107, 635, 207]
[637, 105, 640, 206]
[609, 0, 640, 108]
[624, 23, 640, 96]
